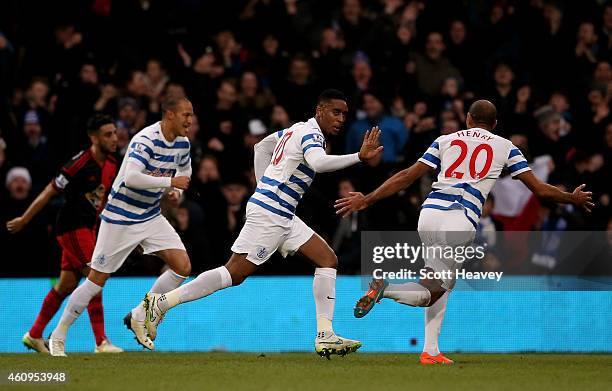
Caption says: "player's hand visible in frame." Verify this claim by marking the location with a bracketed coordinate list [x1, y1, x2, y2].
[6, 217, 27, 233]
[171, 176, 190, 190]
[358, 126, 384, 164]
[166, 190, 181, 207]
[572, 184, 595, 212]
[335, 192, 368, 218]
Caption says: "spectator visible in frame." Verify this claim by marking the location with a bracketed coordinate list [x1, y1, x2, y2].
[598, 4, 612, 59]
[273, 54, 318, 120]
[269, 104, 292, 131]
[410, 31, 461, 98]
[346, 91, 408, 164]
[16, 110, 51, 192]
[346, 52, 374, 110]
[143, 58, 169, 112]
[1, 167, 52, 275]
[237, 71, 275, 120]
[336, 0, 371, 52]
[312, 27, 347, 89]
[331, 178, 364, 274]
[446, 20, 479, 91]
[0, 137, 8, 200]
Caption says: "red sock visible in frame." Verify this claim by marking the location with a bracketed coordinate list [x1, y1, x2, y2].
[29, 288, 64, 339]
[87, 293, 107, 346]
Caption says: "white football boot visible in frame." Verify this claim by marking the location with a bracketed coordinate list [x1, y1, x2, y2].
[123, 307, 154, 350]
[143, 293, 165, 342]
[22, 332, 49, 354]
[314, 331, 362, 359]
[48, 337, 67, 357]
[94, 339, 124, 353]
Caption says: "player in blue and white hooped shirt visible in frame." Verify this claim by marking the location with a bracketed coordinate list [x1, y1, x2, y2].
[49, 98, 195, 356]
[336, 100, 594, 365]
[143, 89, 383, 358]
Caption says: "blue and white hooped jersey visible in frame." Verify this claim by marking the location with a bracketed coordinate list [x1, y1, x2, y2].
[418, 127, 531, 229]
[101, 122, 191, 225]
[249, 118, 325, 220]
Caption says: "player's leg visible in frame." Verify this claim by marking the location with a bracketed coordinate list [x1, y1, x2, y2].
[419, 210, 474, 365]
[49, 221, 141, 356]
[75, 266, 122, 353]
[356, 207, 463, 316]
[143, 208, 280, 344]
[23, 268, 79, 353]
[285, 218, 361, 357]
[139, 215, 256, 340]
[420, 290, 453, 365]
[295, 233, 338, 333]
[143, 252, 253, 342]
[63, 227, 121, 352]
[129, 249, 190, 326]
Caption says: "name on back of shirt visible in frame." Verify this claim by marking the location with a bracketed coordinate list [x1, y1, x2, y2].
[455, 130, 494, 141]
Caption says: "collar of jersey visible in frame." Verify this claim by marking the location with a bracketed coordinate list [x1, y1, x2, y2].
[307, 117, 323, 134]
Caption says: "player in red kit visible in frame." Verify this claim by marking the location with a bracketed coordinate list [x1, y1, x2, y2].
[7, 114, 122, 353]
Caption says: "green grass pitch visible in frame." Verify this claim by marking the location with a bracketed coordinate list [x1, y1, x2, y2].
[0, 353, 610, 391]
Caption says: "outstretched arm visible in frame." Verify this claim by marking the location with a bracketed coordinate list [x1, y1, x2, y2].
[304, 148, 360, 173]
[335, 161, 432, 217]
[6, 182, 59, 233]
[516, 170, 594, 212]
[304, 127, 383, 173]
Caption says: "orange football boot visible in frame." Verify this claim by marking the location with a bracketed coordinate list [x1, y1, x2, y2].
[419, 352, 454, 365]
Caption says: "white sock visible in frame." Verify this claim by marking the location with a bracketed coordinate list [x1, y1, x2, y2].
[132, 270, 187, 321]
[424, 291, 449, 356]
[313, 267, 336, 333]
[157, 266, 232, 312]
[51, 279, 102, 340]
[383, 282, 431, 307]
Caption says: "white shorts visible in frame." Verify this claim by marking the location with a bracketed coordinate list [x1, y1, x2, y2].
[231, 202, 314, 265]
[417, 207, 476, 290]
[90, 215, 186, 273]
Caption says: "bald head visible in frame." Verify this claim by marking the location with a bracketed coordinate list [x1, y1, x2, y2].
[468, 100, 497, 130]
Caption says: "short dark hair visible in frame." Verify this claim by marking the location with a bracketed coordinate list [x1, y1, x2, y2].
[468, 100, 497, 128]
[317, 89, 347, 106]
[161, 97, 190, 116]
[87, 114, 114, 135]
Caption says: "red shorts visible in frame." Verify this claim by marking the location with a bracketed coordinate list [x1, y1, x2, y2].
[56, 228, 96, 271]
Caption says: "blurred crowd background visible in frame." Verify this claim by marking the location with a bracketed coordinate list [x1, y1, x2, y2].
[0, 0, 610, 277]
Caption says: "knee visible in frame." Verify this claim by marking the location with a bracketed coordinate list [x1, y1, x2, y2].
[178, 258, 192, 277]
[228, 270, 247, 286]
[55, 281, 77, 297]
[224, 263, 247, 286]
[88, 270, 110, 287]
[173, 253, 192, 276]
[320, 252, 338, 269]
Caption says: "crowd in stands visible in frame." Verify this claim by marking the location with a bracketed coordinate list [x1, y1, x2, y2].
[0, 0, 610, 276]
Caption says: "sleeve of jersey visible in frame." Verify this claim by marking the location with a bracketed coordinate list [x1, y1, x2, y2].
[304, 148, 360, 173]
[177, 148, 192, 172]
[418, 139, 442, 169]
[127, 137, 155, 169]
[52, 171, 71, 191]
[506, 146, 531, 178]
[124, 138, 171, 189]
[124, 161, 171, 189]
[177, 155, 192, 177]
[300, 132, 325, 155]
[253, 131, 281, 181]
[53, 151, 87, 191]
